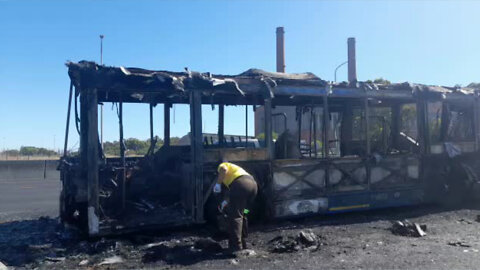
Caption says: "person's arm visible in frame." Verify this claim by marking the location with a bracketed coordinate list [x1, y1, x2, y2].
[213, 164, 228, 194]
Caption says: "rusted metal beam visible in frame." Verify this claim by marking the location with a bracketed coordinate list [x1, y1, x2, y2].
[119, 95, 126, 211]
[313, 112, 317, 158]
[190, 90, 204, 222]
[80, 89, 88, 175]
[417, 99, 428, 154]
[297, 106, 302, 154]
[164, 103, 170, 146]
[364, 97, 371, 191]
[86, 88, 99, 235]
[365, 98, 370, 155]
[218, 104, 224, 147]
[323, 85, 331, 189]
[63, 81, 74, 157]
[149, 103, 154, 142]
[391, 103, 401, 150]
[323, 85, 330, 158]
[245, 105, 248, 148]
[309, 107, 313, 158]
[264, 98, 273, 159]
[272, 112, 287, 155]
[474, 98, 479, 151]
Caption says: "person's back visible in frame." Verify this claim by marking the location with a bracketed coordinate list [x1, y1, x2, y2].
[217, 162, 250, 187]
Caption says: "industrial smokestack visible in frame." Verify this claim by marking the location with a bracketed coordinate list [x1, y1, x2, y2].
[347, 37, 357, 83]
[276, 27, 285, 73]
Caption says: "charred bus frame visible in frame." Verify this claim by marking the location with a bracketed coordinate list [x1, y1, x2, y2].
[60, 61, 480, 236]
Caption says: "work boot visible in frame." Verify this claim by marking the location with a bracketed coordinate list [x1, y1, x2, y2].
[224, 246, 242, 257]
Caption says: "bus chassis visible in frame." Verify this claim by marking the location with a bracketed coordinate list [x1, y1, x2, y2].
[60, 61, 480, 236]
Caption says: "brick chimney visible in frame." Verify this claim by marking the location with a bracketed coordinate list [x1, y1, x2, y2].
[347, 37, 357, 82]
[276, 27, 285, 73]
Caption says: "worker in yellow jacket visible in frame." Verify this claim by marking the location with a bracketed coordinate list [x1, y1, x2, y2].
[213, 162, 258, 252]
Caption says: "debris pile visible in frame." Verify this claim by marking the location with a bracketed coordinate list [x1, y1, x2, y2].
[268, 230, 323, 253]
[447, 241, 471, 248]
[457, 218, 473, 225]
[130, 199, 156, 213]
[142, 237, 225, 264]
[193, 238, 223, 253]
[391, 220, 427, 237]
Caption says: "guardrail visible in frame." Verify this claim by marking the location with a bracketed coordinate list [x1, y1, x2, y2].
[0, 160, 60, 181]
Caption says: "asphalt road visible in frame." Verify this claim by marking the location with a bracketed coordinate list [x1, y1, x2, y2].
[0, 177, 60, 222]
[2, 175, 480, 269]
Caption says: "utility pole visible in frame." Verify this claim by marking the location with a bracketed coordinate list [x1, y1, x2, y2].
[99, 35, 104, 149]
[2, 137, 5, 160]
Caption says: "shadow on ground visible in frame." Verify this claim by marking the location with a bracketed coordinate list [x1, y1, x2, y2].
[0, 217, 62, 266]
[0, 216, 230, 268]
[255, 202, 480, 233]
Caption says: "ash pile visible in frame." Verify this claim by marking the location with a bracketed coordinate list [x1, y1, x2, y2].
[390, 220, 427, 237]
[268, 230, 324, 253]
[143, 237, 225, 264]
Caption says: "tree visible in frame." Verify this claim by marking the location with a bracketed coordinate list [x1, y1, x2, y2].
[170, 136, 181, 145]
[2, 149, 19, 156]
[103, 137, 167, 156]
[19, 146, 56, 156]
[124, 138, 149, 154]
[103, 141, 120, 156]
[373, 78, 391, 85]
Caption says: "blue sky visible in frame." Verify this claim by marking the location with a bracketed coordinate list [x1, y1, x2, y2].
[1, 0, 480, 150]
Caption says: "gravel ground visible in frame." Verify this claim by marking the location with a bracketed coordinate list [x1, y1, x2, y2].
[1, 203, 480, 269]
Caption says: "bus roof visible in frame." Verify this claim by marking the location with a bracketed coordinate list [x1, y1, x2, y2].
[67, 61, 478, 105]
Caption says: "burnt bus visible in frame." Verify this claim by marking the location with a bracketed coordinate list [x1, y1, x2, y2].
[60, 61, 480, 236]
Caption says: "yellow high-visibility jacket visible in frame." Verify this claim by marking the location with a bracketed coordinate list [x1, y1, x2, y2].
[217, 162, 251, 187]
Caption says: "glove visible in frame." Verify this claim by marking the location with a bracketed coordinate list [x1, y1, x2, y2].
[213, 183, 221, 193]
[218, 200, 228, 212]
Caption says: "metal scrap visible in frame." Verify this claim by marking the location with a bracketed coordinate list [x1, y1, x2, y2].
[98, 255, 124, 265]
[448, 241, 471, 248]
[45, 256, 66, 262]
[129, 199, 157, 213]
[268, 230, 321, 253]
[391, 220, 427, 237]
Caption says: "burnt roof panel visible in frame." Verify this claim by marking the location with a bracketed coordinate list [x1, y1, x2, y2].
[67, 61, 478, 104]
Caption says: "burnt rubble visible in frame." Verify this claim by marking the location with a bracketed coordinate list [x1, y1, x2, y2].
[268, 230, 324, 253]
[390, 220, 427, 237]
[142, 237, 230, 265]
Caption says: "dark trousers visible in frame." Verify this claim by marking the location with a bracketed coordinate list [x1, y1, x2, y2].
[226, 175, 258, 251]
